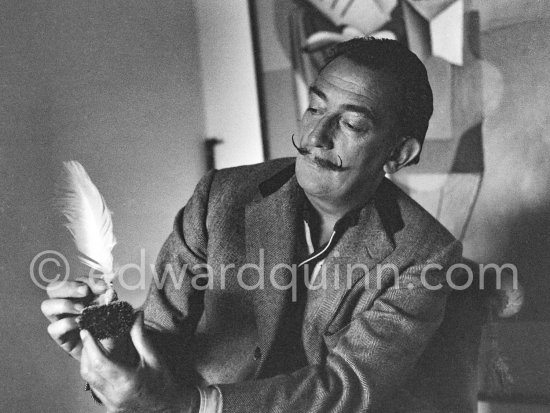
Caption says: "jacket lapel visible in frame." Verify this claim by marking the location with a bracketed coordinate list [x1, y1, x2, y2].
[304, 196, 396, 338]
[244, 169, 304, 371]
[244, 167, 398, 369]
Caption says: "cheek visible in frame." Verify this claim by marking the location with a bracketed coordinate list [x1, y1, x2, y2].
[298, 116, 313, 142]
[342, 138, 392, 170]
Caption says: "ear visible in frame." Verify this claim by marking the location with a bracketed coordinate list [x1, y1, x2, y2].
[383, 137, 421, 174]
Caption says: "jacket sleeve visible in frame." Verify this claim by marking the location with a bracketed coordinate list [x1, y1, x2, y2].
[139, 169, 216, 383]
[216, 239, 462, 413]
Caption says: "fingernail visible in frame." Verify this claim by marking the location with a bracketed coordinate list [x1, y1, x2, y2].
[74, 304, 85, 313]
[80, 330, 89, 340]
[77, 286, 88, 296]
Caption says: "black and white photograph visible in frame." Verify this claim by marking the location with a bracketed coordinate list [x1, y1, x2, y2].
[2, 1, 549, 412]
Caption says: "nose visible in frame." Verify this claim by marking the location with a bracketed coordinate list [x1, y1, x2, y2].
[306, 115, 335, 150]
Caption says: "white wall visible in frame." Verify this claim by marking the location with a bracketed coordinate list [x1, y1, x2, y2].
[0, 1, 205, 411]
[192, 0, 264, 168]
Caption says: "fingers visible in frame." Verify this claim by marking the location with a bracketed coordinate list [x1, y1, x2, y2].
[46, 278, 108, 299]
[80, 329, 108, 387]
[43, 277, 110, 361]
[77, 277, 109, 295]
[43, 278, 109, 362]
[80, 330, 126, 385]
[47, 280, 89, 299]
[80, 334, 128, 412]
[41, 298, 84, 322]
[47, 316, 80, 344]
[61, 338, 83, 361]
[47, 316, 83, 360]
[80, 330, 107, 372]
[80, 341, 104, 397]
[44, 279, 108, 322]
[130, 311, 159, 368]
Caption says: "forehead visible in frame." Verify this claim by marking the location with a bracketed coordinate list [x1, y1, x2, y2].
[313, 57, 400, 111]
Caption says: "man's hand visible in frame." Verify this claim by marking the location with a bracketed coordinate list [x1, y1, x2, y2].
[80, 311, 200, 413]
[41, 278, 108, 360]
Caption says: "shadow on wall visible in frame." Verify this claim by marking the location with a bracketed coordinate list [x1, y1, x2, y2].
[464, 19, 550, 321]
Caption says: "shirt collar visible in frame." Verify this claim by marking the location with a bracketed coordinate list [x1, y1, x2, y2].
[302, 198, 366, 235]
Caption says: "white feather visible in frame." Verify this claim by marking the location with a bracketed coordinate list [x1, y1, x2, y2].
[57, 161, 117, 284]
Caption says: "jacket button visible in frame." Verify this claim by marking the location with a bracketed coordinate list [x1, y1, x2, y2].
[254, 346, 262, 360]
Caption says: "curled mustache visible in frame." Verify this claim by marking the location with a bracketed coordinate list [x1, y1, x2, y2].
[291, 134, 343, 171]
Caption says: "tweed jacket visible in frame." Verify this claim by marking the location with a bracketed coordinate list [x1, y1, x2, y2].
[143, 158, 462, 412]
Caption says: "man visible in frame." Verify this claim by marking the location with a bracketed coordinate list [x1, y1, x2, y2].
[42, 38, 462, 412]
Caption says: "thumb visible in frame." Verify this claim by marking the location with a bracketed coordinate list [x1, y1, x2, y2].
[130, 311, 160, 368]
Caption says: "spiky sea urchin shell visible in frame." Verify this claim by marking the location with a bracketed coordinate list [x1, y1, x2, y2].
[78, 301, 135, 340]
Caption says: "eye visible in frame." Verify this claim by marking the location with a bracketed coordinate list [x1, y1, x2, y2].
[341, 120, 365, 132]
[344, 121, 357, 130]
[306, 107, 319, 114]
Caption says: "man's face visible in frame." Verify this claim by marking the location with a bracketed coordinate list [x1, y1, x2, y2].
[295, 56, 403, 206]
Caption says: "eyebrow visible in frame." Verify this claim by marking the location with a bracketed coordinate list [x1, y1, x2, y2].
[309, 85, 327, 101]
[308, 85, 378, 123]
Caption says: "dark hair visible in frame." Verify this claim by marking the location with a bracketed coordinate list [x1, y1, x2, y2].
[322, 37, 433, 165]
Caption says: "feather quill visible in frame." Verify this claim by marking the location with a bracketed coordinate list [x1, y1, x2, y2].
[57, 161, 117, 286]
